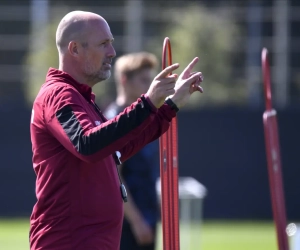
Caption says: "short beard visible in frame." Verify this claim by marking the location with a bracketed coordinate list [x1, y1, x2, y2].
[83, 63, 111, 85]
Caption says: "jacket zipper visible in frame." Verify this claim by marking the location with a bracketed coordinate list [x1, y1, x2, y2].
[90, 101, 128, 203]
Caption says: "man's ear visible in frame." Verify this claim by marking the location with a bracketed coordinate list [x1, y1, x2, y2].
[68, 41, 79, 57]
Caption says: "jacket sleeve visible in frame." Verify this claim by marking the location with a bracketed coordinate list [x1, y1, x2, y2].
[119, 103, 176, 162]
[44, 85, 158, 164]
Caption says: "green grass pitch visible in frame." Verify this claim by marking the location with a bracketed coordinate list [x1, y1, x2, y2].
[0, 218, 278, 250]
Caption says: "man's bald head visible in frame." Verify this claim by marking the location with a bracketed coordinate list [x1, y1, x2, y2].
[55, 11, 116, 87]
[56, 11, 106, 52]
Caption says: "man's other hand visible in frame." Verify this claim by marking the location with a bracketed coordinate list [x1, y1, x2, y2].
[169, 57, 204, 108]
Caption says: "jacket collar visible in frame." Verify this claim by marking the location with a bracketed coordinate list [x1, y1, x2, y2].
[46, 68, 95, 102]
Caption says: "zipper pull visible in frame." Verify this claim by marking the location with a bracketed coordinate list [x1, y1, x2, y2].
[120, 184, 128, 202]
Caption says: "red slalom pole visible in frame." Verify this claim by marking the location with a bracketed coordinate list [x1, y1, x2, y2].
[261, 48, 289, 250]
[159, 37, 180, 250]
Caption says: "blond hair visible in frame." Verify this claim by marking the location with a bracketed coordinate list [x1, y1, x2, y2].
[114, 52, 158, 84]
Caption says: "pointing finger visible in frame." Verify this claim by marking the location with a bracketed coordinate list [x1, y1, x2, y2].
[155, 63, 180, 79]
[181, 57, 199, 78]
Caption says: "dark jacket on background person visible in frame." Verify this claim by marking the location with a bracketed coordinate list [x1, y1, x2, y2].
[105, 103, 160, 230]
[29, 68, 176, 250]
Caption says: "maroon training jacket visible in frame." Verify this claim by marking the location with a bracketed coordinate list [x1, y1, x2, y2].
[29, 68, 176, 250]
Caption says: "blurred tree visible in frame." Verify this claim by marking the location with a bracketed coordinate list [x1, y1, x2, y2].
[24, 3, 246, 110]
[23, 14, 58, 106]
[146, 4, 246, 110]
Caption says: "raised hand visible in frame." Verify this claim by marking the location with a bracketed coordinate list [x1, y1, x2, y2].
[169, 57, 204, 108]
[146, 63, 179, 108]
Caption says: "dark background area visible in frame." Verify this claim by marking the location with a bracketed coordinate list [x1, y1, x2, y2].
[0, 107, 299, 221]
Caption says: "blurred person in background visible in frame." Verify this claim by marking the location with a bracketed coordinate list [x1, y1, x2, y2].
[105, 52, 160, 250]
[29, 10, 203, 250]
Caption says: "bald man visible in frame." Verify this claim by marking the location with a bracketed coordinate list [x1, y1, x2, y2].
[29, 11, 204, 250]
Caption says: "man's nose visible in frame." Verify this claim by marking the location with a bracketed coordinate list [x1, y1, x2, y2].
[107, 44, 116, 58]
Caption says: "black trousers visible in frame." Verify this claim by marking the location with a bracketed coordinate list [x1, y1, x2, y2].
[120, 219, 156, 250]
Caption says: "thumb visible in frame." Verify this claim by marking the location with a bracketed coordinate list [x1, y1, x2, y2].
[190, 83, 204, 93]
[196, 85, 204, 93]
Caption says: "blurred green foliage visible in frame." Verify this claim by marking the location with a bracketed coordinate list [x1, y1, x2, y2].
[24, 4, 246, 110]
[23, 17, 59, 105]
[146, 4, 247, 109]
